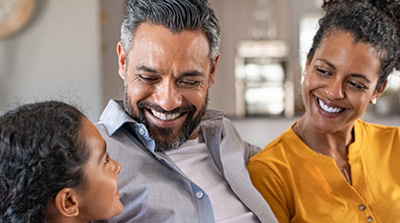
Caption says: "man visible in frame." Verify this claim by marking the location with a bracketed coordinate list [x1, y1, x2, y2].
[94, 0, 277, 222]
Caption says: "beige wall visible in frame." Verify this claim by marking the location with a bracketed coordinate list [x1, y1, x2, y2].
[209, 0, 322, 116]
[1, 0, 398, 120]
[0, 0, 318, 120]
[0, 0, 103, 121]
[99, 0, 126, 110]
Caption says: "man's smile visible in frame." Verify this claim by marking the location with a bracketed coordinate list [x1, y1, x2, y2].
[150, 109, 182, 121]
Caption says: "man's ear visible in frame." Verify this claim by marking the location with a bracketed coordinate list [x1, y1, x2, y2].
[54, 188, 80, 218]
[117, 41, 127, 81]
[209, 53, 219, 87]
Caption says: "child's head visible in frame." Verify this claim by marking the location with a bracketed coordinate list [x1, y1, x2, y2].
[0, 101, 123, 223]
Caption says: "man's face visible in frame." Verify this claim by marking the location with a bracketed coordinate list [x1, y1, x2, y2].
[117, 23, 218, 152]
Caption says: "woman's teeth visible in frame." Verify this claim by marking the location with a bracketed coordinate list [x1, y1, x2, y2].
[318, 98, 345, 113]
[151, 110, 180, 121]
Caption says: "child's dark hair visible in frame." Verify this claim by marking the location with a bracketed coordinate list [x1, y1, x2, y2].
[0, 101, 90, 223]
[307, 0, 400, 90]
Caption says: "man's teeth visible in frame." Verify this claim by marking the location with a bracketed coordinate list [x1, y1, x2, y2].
[151, 110, 180, 120]
[318, 99, 344, 113]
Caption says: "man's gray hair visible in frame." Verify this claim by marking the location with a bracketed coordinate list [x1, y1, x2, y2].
[120, 0, 221, 65]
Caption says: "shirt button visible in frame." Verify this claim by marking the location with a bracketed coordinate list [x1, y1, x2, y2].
[138, 128, 145, 135]
[195, 191, 204, 199]
[366, 216, 373, 222]
[359, 204, 366, 211]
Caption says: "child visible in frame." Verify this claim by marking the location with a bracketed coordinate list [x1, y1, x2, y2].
[0, 101, 123, 223]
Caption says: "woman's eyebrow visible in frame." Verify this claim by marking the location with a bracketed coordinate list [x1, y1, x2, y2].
[316, 58, 336, 70]
[350, 74, 371, 83]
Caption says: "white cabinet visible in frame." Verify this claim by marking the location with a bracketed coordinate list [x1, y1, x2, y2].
[235, 40, 294, 117]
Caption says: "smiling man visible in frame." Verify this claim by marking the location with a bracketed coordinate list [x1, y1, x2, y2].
[93, 0, 277, 223]
[119, 23, 211, 152]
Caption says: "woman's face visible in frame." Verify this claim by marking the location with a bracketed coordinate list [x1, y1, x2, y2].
[76, 118, 123, 221]
[302, 31, 384, 133]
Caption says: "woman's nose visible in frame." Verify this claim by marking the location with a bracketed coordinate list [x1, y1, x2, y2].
[325, 79, 345, 99]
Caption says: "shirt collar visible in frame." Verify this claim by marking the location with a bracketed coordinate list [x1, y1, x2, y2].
[98, 100, 226, 153]
[99, 100, 156, 152]
[99, 100, 135, 136]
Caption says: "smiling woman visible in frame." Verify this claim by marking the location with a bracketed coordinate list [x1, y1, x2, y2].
[248, 0, 400, 222]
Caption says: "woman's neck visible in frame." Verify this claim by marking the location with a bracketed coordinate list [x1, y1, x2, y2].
[294, 117, 354, 167]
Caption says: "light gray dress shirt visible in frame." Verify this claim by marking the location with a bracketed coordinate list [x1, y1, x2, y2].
[93, 100, 278, 223]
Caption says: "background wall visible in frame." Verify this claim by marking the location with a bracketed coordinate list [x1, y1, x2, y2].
[209, 0, 323, 117]
[0, 0, 103, 121]
[209, 0, 291, 116]
[0, 0, 398, 122]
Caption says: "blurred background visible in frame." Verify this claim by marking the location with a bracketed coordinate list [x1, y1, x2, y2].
[1, 0, 399, 147]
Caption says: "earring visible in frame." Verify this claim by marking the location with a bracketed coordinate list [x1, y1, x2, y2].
[372, 98, 377, 104]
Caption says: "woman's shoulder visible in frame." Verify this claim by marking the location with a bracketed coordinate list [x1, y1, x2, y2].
[356, 119, 400, 144]
[357, 119, 400, 132]
[251, 125, 303, 162]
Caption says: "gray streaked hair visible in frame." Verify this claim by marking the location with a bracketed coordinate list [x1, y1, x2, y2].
[120, 0, 221, 65]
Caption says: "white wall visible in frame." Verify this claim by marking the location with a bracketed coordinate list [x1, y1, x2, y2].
[209, 0, 292, 116]
[1, 0, 396, 121]
[0, 0, 102, 121]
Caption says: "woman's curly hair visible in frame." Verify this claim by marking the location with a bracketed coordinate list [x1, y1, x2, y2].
[307, 0, 400, 90]
[0, 101, 90, 223]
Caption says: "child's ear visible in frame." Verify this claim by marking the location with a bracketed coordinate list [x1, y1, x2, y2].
[54, 188, 80, 217]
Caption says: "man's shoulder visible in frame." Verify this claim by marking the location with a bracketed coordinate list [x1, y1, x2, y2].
[202, 108, 226, 121]
[201, 109, 238, 132]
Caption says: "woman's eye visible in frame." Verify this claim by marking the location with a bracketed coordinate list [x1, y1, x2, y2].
[348, 80, 366, 90]
[316, 67, 331, 76]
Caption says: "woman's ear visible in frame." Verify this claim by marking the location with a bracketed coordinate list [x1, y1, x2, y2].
[375, 80, 388, 97]
[370, 80, 388, 104]
[54, 188, 80, 218]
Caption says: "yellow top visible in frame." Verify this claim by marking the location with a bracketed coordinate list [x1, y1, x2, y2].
[248, 119, 400, 223]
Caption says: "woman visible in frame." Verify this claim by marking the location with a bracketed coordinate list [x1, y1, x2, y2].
[0, 101, 123, 223]
[248, 0, 400, 222]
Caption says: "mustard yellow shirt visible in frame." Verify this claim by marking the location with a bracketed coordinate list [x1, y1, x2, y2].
[248, 119, 400, 223]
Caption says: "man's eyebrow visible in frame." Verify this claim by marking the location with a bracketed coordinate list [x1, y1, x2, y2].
[136, 65, 205, 78]
[179, 70, 205, 78]
[136, 65, 158, 73]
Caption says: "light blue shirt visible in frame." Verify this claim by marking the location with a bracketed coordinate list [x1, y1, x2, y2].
[93, 100, 278, 223]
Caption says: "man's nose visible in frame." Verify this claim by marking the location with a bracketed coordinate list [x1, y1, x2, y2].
[153, 82, 183, 111]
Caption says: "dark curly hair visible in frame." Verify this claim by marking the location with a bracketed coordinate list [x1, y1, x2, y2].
[0, 101, 90, 223]
[120, 0, 221, 66]
[307, 0, 400, 90]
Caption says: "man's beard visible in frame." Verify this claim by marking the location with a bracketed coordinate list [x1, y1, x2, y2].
[123, 87, 208, 152]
